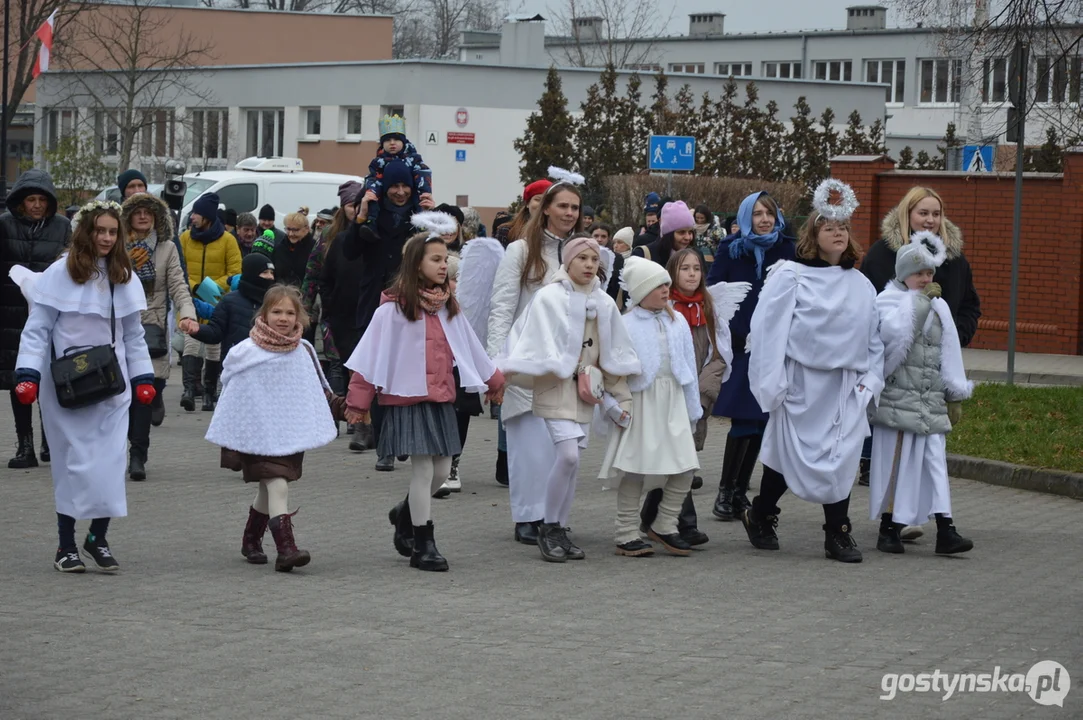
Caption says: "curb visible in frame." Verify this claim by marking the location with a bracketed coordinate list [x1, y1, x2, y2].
[967, 370, 1083, 386]
[948, 454, 1083, 501]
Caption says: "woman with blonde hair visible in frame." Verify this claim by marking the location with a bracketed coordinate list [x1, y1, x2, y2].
[740, 187, 884, 564]
[272, 207, 316, 288]
[13, 201, 154, 572]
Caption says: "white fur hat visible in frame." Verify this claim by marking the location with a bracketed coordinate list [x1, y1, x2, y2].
[895, 231, 947, 282]
[619, 255, 671, 308]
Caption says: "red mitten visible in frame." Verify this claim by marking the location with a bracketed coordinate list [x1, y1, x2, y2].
[15, 381, 38, 405]
[136, 384, 156, 405]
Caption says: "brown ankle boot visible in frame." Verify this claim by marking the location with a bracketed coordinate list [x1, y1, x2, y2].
[241, 506, 270, 564]
[268, 513, 311, 572]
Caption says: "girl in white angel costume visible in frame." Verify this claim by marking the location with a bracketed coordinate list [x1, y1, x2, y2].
[741, 182, 885, 564]
[500, 233, 639, 563]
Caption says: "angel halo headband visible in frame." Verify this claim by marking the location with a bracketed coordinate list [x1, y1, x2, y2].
[811, 178, 859, 223]
[411, 211, 460, 240]
[79, 199, 123, 214]
[545, 165, 585, 194]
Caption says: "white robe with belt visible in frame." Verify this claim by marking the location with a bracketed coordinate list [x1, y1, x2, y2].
[748, 261, 884, 505]
[15, 258, 152, 519]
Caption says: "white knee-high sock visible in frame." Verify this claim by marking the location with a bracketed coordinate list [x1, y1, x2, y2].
[544, 439, 580, 524]
[556, 460, 579, 527]
[430, 456, 452, 495]
[410, 455, 435, 525]
[264, 477, 289, 518]
[253, 482, 269, 514]
[615, 473, 646, 544]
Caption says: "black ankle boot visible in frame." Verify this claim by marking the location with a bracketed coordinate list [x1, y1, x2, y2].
[495, 449, 509, 486]
[180, 356, 201, 411]
[712, 435, 745, 520]
[128, 452, 147, 481]
[741, 500, 779, 550]
[202, 360, 221, 411]
[409, 521, 448, 571]
[537, 522, 567, 563]
[823, 522, 863, 563]
[877, 513, 904, 554]
[7, 431, 38, 469]
[934, 514, 973, 554]
[678, 493, 709, 546]
[388, 495, 413, 557]
[731, 435, 762, 516]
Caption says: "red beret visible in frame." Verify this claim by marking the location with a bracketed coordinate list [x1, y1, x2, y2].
[523, 179, 553, 202]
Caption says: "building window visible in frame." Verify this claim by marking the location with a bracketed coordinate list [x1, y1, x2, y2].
[715, 62, 752, 77]
[918, 58, 963, 104]
[44, 109, 76, 152]
[190, 109, 229, 160]
[624, 63, 662, 72]
[140, 109, 174, 158]
[343, 107, 363, 138]
[865, 59, 905, 103]
[303, 107, 321, 138]
[93, 110, 119, 156]
[763, 61, 802, 79]
[1035, 56, 1082, 104]
[813, 60, 853, 82]
[669, 63, 705, 74]
[380, 105, 404, 119]
[245, 109, 285, 157]
[982, 57, 1010, 103]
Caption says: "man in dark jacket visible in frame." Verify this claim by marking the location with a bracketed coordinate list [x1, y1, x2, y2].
[258, 204, 286, 246]
[344, 160, 434, 471]
[0, 169, 72, 468]
[189, 253, 275, 360]
[633, 192, 663, 248]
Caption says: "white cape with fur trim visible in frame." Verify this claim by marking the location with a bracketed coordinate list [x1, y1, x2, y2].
[207, 339, 337, 456]
[346, 300, 497, 397]
[876, 281, 972, 399]
[498, 270, 640, 382]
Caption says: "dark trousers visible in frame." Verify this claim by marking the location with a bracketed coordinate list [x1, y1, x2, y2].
[371, 398, 387, 449]
[755, 465, 851, 528]
[128, 378, 166, 461]
[9, 389, 32, 434]
[641, 489, 698, 532]
[453, 411, 471, 460]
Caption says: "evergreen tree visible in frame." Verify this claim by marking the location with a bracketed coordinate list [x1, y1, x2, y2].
[649, 71, 674, 135]
[750, 99, 786, 181]
[818, 108, 840, 163]
[840, 110, 868, 154]
[1028, 126, 1063, 172]
[938, 121, 959, 169]
[697, 91, 724, 176]
[673, 83, 698, 138]
[866, 119, 888, 154]
[783, 96, 819, 190]
[713, 79, 740, 175]
[620, 73, 651, 173]
[514, 66, 576, 184]
[574, 64, 638, 205]
[915, 150, 933, 169]
[897, 145, 915, 169]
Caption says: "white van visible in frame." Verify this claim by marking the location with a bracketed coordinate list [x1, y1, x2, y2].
[180, 156, 361, 227]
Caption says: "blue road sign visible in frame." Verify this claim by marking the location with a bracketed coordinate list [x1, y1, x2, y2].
[962, 145, 994, 172]
[649, 135, 696, 171]
[455, 149, 467, 162]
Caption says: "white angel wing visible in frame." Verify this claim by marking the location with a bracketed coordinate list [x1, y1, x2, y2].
[458, 236, 505, 345]
[8, 265, 41, 308]
[706, 281, 751, 324]
[598, 246, 615, 283]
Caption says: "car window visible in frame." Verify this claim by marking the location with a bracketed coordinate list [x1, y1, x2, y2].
[215, 183, 258, 214]
[266, 182, 342, 218]
[182, 178, 218, 207]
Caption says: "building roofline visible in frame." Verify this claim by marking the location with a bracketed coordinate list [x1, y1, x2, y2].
[90, 3, 394, 18]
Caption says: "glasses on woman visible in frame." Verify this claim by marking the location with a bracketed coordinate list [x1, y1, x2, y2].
[285, 225, 307, 234]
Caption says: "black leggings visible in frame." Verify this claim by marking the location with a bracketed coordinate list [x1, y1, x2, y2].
[9, 389, 32, 435]
[454, 411, 471, 460]
[755, 465, 851, 527]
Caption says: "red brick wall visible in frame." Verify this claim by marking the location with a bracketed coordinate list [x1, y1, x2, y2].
[832, 154, 1083, 355]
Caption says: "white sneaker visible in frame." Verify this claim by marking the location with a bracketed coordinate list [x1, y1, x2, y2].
[900, 525, 924, 541]
[445, 476, 461, 492]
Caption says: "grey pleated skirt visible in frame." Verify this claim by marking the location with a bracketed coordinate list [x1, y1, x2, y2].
[377, 401, 462, 458]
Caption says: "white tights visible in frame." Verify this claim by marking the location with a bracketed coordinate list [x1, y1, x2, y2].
[253, 477, 289, 518]
[409, 455, 452, 525]
[543, 438, 580, 526]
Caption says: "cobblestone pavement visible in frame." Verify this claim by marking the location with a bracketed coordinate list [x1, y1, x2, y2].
[2, 385, 1080, 720]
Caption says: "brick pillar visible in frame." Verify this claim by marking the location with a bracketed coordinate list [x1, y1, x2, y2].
[830, 155, 896, 249]
[1063, 148, 1083, 354]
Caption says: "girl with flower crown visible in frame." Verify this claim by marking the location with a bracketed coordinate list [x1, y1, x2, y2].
[499, 232, 639, 563]
[345, 213, 505, 572]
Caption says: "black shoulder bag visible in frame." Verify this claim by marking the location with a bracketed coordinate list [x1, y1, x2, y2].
[50, 283, 126, 409]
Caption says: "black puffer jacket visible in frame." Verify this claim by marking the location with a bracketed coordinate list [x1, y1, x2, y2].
[190, 279, 267, 361]
[320, 230, 365, 358]
[272, 232, 316, 287]
[343, 199, 416, 335]
[861, 211, 982, 347]
[0, 169, 72, 388]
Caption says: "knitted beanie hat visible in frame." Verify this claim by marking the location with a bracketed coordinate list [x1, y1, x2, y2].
[612, 226, 635, 246]
[620, 255, 671, 307]
[660, 200, 696, 236]
[258, 204, 275, 221]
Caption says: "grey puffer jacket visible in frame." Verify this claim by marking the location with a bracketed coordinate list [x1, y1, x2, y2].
[872, 292, 955, 436]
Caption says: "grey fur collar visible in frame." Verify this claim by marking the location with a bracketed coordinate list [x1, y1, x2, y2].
[880, 210, 964, 259]
[121, 192, 176, 243]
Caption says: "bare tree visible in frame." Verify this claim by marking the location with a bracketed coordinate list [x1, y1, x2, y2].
[891, 0, 1083, 144]
[50, 0, 217, 172]
[2, 1, 89, 140]
[546, 0, 673, 69]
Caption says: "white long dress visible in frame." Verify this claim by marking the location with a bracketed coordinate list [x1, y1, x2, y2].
[748, 260, 884, 505]
[16, 258, 151, 519]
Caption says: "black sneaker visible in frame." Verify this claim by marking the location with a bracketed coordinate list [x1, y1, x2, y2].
[54, 548, 86, 573]
[824, 524, 863, 563]
[741, 507, 780, 550]
[935, 524, 974, 555]
[82, 535, 120, 571]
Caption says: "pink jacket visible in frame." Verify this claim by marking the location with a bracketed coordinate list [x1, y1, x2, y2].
[347, 294, 505, 412]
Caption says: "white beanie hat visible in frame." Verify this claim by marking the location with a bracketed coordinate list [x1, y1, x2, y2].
[620, 256, 671, 308]
[613, 227, 635, 246]
[895, 231, 947, 282]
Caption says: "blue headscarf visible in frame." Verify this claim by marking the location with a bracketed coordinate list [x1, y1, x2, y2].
[728, 191, 786, 279]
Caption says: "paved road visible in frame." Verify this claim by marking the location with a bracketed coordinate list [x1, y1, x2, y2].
[2, 385, 1080, 720]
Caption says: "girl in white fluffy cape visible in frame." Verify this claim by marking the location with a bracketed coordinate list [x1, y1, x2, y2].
[868, 232, 974, 556]
[499, 234, 639, 563]
[597, 256, 704, 558]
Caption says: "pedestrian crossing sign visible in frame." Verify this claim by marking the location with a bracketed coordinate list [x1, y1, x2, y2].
[962, 145, 994, 172]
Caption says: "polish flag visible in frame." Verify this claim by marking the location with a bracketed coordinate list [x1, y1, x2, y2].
[32, 11, 57, 79]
